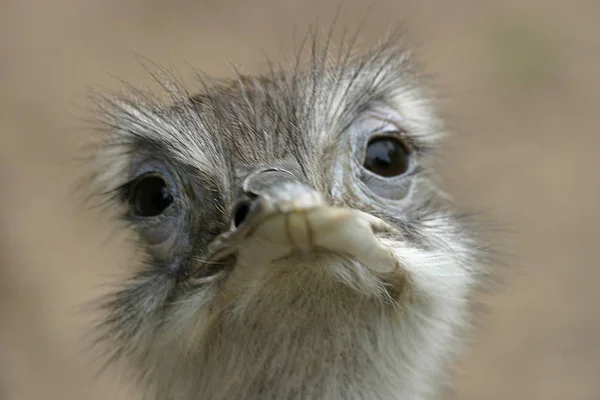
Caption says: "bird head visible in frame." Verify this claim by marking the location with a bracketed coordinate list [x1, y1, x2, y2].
[88, 37, 479, 399]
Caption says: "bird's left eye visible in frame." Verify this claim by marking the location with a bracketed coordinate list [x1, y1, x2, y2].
[129, 174, 174, 217]
[363, 135, 410, 178]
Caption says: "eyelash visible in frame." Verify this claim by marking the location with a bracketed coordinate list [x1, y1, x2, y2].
[364, 129, 411, 149]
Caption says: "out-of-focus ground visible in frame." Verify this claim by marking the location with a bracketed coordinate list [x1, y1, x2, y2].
[1, 1, 599, 399]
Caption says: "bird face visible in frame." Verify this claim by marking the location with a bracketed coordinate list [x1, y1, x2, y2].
[89, 39, 479, 399]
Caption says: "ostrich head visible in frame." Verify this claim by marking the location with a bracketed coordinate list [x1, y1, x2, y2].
[87, 36, 480, 400]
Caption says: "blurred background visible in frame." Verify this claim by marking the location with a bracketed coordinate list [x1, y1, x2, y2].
[1, 0, 599, 399]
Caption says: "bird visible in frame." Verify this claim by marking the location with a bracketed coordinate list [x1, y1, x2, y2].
[86, 33, 482, 400]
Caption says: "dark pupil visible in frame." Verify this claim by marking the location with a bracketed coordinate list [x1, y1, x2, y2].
[131, 176, 173, 217]
[363, 137, 409, 177]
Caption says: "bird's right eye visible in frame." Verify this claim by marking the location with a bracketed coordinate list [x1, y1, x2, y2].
[129, 174, 174, 217]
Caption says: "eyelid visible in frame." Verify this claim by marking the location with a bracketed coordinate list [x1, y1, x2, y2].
[369, 130, 413, 155]
[361, 105, 419, 152]
[128, 158, 179, 188]
[367, 128, 411, 145]
[359, 127, 413, 165]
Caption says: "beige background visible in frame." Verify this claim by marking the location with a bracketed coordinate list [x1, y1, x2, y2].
[1, 1, 599, 399]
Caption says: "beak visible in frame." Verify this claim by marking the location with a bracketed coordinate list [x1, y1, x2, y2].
[204, 166, 400, 275]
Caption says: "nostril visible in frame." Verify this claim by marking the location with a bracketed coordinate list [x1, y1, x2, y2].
[232, 200, 252, 228]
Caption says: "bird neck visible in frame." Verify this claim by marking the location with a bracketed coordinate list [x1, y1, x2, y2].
[155, 291, 452, 400]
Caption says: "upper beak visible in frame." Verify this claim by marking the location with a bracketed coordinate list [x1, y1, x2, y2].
[203, 166, 400, 275]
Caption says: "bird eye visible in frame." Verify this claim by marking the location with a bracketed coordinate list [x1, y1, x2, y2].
[129, 174, 174, 217]
[363, 135, 410, 177]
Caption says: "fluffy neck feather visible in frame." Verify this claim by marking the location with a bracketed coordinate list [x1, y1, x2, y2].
[139, 259, 464, 400]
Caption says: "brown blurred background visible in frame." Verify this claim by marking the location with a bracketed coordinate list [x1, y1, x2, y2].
[1, 0, 599, 399]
